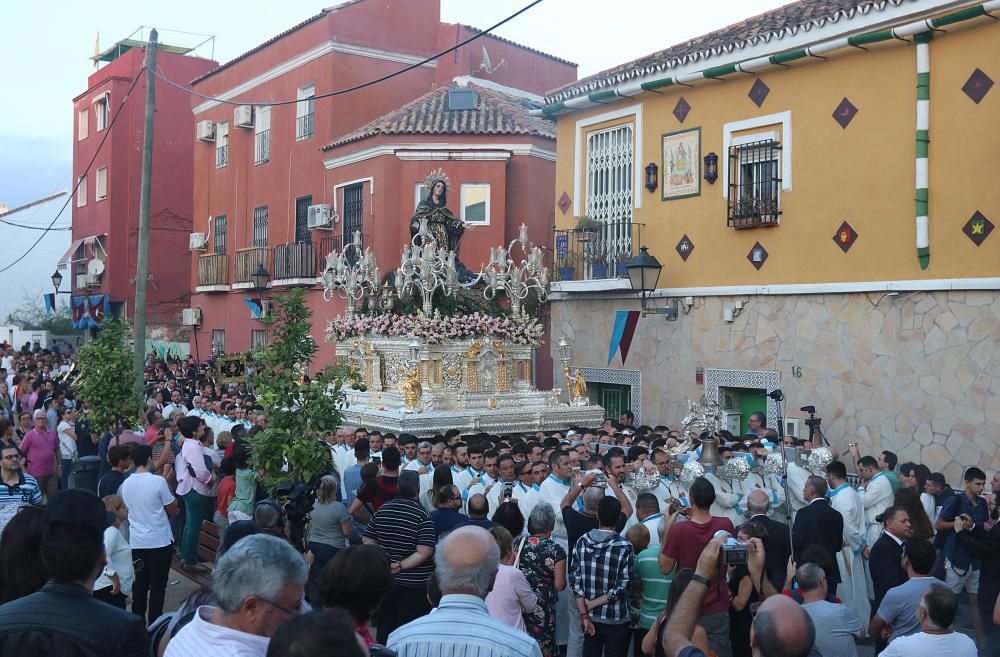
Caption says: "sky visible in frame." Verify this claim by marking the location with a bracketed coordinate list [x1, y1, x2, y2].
[0, 0, 788, 320]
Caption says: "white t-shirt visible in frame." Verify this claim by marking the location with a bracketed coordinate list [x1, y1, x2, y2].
[880, 631, 977, 657]
[120, 471, 175, 549]
[57, 421, 77, 460]
[94, 525, 135, 595]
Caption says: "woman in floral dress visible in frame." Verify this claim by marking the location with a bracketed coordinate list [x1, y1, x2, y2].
[514, 503, 566, 657]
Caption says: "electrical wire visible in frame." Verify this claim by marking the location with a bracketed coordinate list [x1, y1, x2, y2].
[0, 69, 143, 274]
[1, 221, 72, 231]
[151, 0, 546, 107]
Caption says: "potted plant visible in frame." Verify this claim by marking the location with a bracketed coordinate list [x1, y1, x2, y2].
[573, 216, 602, 243]
[556, 254, 576, 282]
[586, 239, 609, 279]
[614, 248, 632, 278]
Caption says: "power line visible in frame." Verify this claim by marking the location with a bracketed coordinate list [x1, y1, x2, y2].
[152, 0, 546, 107]
[0, 221, 72, 231]
[0, 69, 144, 274]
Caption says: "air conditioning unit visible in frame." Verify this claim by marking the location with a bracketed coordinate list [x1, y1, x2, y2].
[181, 308, 202, 327]
[307, 204, 334, 230]
[722, 412, 742, 436]
[189, 232, 209, 251]
[76, 274, 91, 289]
[196, 120, 216, 141]
[234, 105, 253, 128]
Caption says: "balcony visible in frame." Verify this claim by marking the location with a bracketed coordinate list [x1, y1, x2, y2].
[318, 233, 370, 270]
[552, 221, 644, 287]
[233, 247, 271, 290]
[195, 254, 229, 292]
[272, 243, 317, 286]
[254, 130, 270, 165]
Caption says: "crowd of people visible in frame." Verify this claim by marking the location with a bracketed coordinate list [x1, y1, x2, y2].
[0, 342, 996, 657]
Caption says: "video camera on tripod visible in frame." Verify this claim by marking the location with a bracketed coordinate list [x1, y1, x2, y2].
[800, 405, 823, 444]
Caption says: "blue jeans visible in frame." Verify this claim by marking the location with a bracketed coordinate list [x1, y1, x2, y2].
[180, 490, 208, 565]
[61, 458, 74, 490]
[582, 621, 631, 657]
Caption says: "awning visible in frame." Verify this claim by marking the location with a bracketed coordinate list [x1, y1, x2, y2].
[56, 234, 106, 268]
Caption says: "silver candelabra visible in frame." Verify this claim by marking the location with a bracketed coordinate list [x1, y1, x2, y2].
[321, 230, 379, 318]
[396, 216, 463, 315]
[482, 223, 549, 317]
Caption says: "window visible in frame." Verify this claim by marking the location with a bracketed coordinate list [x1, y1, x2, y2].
[251, 329, 267, 349]
[252, 206, 269, 248]
[414, 183, 430, 209]
[78, 109, 89, 141]
[460, 184, 490, 225]
[95, 168, 107, 201]
[211, 329, 226, 356]
[342, 184, 364, 261]
[94, 94, 109, 132]
[254, 106, 271, 164]
[296, 84, 315, 140]
[213, 215, 228, 255]
[77, 175, 87, 206]
[585, 123, 634, 260]
[216, 121, 229, 168]
[294, 195, 312, 244]
[727, 135, 781, 229]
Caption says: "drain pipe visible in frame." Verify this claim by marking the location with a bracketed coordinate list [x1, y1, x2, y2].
[915, 32, 931, 270]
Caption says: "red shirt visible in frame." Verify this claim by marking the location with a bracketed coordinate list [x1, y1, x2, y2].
[662, 515, 735, 615]
[357, 475, 399, 513]
[217, 475, 236, 518]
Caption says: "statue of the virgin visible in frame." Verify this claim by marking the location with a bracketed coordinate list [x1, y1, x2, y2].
[409, 176, 476, 282]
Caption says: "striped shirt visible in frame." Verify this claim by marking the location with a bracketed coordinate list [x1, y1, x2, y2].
[387, 594, 542, 657]
[635, 545, 671, 628]
[364, 497, 436, 587]
[0, 472, 43, 534]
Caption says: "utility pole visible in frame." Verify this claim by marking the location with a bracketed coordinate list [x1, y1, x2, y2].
[133, 28, 157, 398]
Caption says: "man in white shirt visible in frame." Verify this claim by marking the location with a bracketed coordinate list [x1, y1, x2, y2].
[56, 407, 78, 490]
[162, 389, 189, 420]
[165, 534, 308, 657]
[536, 449, 574, 652]
[634, 493, 664, 547]
[403, 441, 434, 474]
[827, 459, 872, 626]
[880, 584, 977, 657]
[450, 442, 474, 492]
[119, 443, 178, 624]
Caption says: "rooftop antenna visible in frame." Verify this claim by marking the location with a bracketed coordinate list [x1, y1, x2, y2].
[479, 46, 506, 74]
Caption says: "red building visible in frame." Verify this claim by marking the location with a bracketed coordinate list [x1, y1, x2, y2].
[64, 36, 216, 334]
[187, 0, 575, 385]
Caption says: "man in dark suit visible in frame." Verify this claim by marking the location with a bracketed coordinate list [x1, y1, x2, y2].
[792, 475, 845, 594]
[746, 488, 792, 592]
[868, 505, 912, 610]
[0, 489, 149, 657]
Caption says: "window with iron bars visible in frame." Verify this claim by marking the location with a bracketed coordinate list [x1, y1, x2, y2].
[251, 329, 267, 348]
[252, 206, 269, 248]
[728, 139, 782, 229]
[211, 329, 225, 356]
[296, 84, 315, 141]
[216, 121, 229, 168]
[213, 215, 228, 255]
[254, 106, 271, 164]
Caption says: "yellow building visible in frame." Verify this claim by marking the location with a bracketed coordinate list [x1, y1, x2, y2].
[544, 0, 999, 482]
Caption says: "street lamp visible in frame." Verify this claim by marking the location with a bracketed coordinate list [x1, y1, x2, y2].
[51, 270, 64, 292]
[251, 265, 270, 293]
[626, 246, 677, 320]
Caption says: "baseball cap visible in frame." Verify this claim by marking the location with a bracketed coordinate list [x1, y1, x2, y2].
[43, 489, 109, 546]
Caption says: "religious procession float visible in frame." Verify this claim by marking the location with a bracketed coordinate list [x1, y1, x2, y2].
[321, 169, 604, 436]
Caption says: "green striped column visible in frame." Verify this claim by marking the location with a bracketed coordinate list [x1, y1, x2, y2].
[915, 33, 931, 270]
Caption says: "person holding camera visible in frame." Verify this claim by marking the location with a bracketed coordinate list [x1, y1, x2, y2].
[659, 476, 736, 657]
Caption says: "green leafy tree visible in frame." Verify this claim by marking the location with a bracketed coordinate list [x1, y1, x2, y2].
[248, 288, 355, 493]
[70, 319, 143, 434]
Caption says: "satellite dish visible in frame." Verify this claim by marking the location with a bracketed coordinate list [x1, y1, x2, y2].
[479, 46, 506, 74]
[87, 258, 105, 276]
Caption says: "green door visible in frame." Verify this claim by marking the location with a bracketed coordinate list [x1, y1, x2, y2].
[737, 389, 767, 436]
[596, 383, 630, 421]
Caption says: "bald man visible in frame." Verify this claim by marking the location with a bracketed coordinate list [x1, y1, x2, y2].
[388, 526, 542, 657]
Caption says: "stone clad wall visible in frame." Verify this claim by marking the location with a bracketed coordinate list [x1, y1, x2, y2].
[551, 290, 999, 484]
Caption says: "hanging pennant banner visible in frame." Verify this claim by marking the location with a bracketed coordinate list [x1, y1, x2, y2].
[618, 310, 641, 366]
[242, 297, 263, 320]
[607, 311, 628, 366]
[43, 293, 56, 315]
[88, 294, 108, 328]
[72, 297, 88, 329]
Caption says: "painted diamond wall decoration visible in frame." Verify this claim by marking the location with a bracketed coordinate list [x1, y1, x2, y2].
[558, 191, 571, 215]
[748, 79, 770, 107]
[673, 97, 691, 123]
[962, 68, 993, 104]
[833, 221, 858, 253]
[676, 234, 694, 261]
[747, 242, 768, 270]
[832, 97, 858, 128]
[963, 211, 994, 246]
